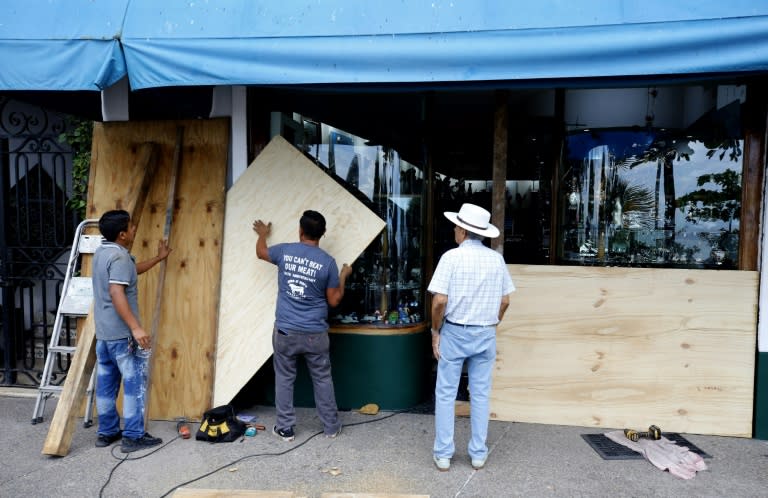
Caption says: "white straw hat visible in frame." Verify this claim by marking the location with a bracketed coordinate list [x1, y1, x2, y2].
[444, 203, 500, 238]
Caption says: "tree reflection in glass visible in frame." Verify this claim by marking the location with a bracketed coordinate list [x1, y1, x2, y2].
[560, 129, 743, 269]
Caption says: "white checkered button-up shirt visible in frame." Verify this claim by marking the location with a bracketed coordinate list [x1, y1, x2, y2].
[427, 239, 515, 326]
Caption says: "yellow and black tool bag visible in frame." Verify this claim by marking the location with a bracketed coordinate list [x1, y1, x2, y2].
[196, 404, 245, 443]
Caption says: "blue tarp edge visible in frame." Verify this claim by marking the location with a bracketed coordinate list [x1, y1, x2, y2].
[121, 16, 768, 90]
[1, 1, 768, 91]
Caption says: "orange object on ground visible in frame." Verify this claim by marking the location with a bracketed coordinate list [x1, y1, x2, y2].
[177, 420, 191, 439]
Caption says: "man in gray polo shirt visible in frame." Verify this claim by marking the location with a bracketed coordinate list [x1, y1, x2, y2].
[92, 209, 170, 453]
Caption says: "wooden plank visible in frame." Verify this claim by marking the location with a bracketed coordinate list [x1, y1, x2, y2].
[144, 126, 183, 426]
[455, 400, 470, 418]
[42, 139, 160, 456]
[172, 489, 300, 498]
[41, 310, 97, 456]
[321, 494, 430, 498]
[214, 135, 386, 406]
[490, 264, 758, 437]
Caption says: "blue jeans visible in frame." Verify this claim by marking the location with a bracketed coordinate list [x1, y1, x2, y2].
[434, 321, 496, 461]
[272, 327, 340, 436]
[95, 338, 149, 439]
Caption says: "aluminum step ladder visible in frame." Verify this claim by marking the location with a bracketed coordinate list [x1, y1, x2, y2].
[31, 219, 102, 425]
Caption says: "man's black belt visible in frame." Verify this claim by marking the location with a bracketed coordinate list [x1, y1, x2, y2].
[445, 319, 485, 328]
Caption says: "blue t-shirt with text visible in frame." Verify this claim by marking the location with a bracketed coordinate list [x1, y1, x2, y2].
[268, 242, 340, 333]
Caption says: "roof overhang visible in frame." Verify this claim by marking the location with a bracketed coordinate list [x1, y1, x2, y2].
[120, 1, 768, 90]
[0, 1, 128, 91]
[2, 1, 768, 93]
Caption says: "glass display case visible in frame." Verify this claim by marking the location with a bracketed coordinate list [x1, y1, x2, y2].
[329, 148, 425, 327]
[289, 117, 426, 327]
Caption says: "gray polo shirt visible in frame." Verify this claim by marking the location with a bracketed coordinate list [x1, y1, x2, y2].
[92, 241, 139, 341]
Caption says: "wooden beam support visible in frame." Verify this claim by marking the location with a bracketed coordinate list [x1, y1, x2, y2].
[491, 90, 508, 254]
[739, 82, 767, 270]
[144, 126, 183, 426]
[41, 312, 97, 456]
[550, 89, 566, 264]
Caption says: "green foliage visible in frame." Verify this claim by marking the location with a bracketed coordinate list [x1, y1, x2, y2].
[704, 138, 742, 162]
[58, 119, 93, 220]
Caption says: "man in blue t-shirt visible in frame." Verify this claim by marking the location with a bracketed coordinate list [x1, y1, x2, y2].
[253, 210, 351, 442]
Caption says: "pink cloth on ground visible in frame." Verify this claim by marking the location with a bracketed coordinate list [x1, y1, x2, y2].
[604, 430, 708, 479]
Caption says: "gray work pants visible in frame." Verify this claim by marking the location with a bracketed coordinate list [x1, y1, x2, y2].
[272, 327, 341, 435]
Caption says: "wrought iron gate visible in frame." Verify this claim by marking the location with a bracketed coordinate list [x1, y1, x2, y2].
[0, 97, 79, 387]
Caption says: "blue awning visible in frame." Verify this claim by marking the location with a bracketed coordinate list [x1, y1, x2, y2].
[119, 0, 768, 90]
[0, 1, 128, 91]
[2, 1, 768, 92]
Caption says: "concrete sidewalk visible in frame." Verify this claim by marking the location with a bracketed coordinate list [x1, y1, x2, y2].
[1, 390, 767, 498]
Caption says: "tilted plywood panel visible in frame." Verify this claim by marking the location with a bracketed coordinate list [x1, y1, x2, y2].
[491, 264, 757, 437]
[90, 120, 227, 420]
[215, 135, 385, 406]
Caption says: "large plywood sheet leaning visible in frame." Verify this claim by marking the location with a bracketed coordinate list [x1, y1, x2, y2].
[215, 135, 385, 406]
[89, 120, 228, 421]
[491, 264, 758, 437]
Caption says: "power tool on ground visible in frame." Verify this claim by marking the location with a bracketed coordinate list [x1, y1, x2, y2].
[623, 424, 661, 442]
[176, 417, 191, 439]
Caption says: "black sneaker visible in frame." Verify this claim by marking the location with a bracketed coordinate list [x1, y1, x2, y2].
[95, 430, 122, 447]
[272, 425, 295, 442]
[120, 432, 163, 453]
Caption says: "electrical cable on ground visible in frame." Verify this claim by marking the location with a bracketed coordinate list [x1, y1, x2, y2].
[99, 434, 182, 498]
[98, 409, 404, 498]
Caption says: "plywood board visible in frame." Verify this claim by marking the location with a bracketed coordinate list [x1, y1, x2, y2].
[322, 495, 430, 498]
[172, 490, 299, 498]
[491, 264, 758, 437]
[89, 120, 227, 420]
[42, 308, 97, 455]
[215, 135, 385, 406]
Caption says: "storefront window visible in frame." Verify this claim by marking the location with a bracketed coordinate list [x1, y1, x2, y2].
[433, 177, 550, 264]
[558, 129, 743, 268]
[287, 116, 426, 327]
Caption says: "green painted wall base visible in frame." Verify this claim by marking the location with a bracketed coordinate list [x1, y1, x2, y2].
[756, 351, 768, 439]
[237, 329, 432, 411]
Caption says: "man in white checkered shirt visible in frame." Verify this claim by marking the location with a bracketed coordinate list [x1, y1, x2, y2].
[427, 203, 515, 472]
